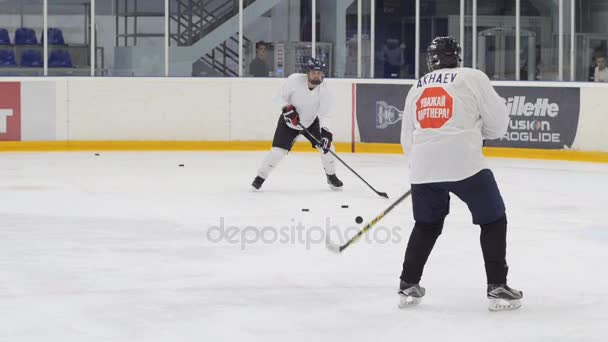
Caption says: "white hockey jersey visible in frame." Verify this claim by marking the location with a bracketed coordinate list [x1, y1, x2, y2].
[273, 73, 333, 129]
[400, 67, 509, 184]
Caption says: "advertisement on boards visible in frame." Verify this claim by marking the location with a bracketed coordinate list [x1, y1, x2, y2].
[355, 83, 580, 149]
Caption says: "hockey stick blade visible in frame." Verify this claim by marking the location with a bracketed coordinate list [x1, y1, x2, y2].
[325, 190, 411, 253]
[298, 123, 389, 198]
[325, 234, 342, 253]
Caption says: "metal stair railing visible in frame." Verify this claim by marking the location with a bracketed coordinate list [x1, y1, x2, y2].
[200, 34, 251, 76]
[170, 0, 254, 47]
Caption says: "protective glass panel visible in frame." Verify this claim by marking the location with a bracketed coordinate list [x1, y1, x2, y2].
[244, 0, 312, 78]
[0, 0, 44, 76]
[98, 0, 165, 76]
[574, 0, 608, 82]
[374, 0, 414, 79]
[169, 0, 238, 77]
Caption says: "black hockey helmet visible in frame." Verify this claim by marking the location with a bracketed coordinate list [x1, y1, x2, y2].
[304, 57, 326, 85]
[427, 36, 462, 71]
[305, 57, 326, 74]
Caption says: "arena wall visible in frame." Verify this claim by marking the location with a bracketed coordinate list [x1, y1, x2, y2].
[0, 77, 607, 162]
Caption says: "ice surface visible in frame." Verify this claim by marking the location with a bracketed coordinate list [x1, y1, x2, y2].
[1, 151, 607, 342]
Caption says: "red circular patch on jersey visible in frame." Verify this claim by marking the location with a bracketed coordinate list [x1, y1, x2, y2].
[415, 87, 454, 129]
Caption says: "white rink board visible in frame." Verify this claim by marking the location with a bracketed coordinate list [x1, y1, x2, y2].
[1, 77, 607, 152]
[67, 78, 232, 141]
[574, 87, 608, 151]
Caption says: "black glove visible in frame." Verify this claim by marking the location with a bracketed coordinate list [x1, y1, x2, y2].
[282, 105, 300, 129]
[319, 127, 333, 153]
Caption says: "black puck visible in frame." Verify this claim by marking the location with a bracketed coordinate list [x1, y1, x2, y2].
[355, 216, 363, 224]
[94, 153, 100, 156]
[179, 164, 184, 167]
[341, 205, 349, 208]
[302, 208, 309, 212]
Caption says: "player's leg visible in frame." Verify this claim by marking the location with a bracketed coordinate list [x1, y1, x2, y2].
[321, 147, 341, 189]
[399, 183, 449, 307]
[251, 116, 299, 190]
[301, 119, 342, 189]
[448, 169, 522, 311]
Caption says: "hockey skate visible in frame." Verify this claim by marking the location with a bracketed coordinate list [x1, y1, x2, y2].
[326, 173, 343, 191]
[398, 281, 425, 308]
[487, 284, 523, 311]
[251, 176, 265, 190]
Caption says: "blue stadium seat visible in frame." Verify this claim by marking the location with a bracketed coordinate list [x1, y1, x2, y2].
[48, 50, 73, 68]
[41, 28, 66, 45]
[15, 28, 37, 45]
[0, 29, 10, 45]
[20, 49, 43, 67]
[0, 50, 17, 66]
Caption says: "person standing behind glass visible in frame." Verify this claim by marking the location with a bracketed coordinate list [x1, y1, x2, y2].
[381, 37, 405, 78]
[594, 55, 608, 82]
[250, 41, 270, 77]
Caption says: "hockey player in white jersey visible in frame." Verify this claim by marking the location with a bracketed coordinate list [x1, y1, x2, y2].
[251, 58, 342, 190]
[398, 37, 523, 311]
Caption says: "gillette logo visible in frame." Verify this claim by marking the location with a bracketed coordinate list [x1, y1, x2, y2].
[505, 96, 559, 117]
[500, 96, 562, 144]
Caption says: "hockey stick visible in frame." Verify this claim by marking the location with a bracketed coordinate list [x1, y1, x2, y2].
[326, 189, 411, 253]
[298, 124, 389, 199]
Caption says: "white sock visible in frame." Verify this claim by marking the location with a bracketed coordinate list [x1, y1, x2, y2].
[320, 146, 337, 175]
[258, 147, 288, 179]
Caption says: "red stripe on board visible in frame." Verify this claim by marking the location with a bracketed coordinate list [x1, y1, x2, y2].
[351, 83, 356, 153]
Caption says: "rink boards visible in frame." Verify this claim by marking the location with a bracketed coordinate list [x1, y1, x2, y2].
[0, 77, 607, 162]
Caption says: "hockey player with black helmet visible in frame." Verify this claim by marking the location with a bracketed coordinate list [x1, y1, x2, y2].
[398, 37, 523, 311]
[251, 57, 342, 191]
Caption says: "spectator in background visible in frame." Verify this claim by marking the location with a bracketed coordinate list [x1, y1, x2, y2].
[250, 41, 270, 77]
[381, 37, 405, 78]
[594, 55, 608, 82]
[520, 44, 543, 80]
[589, 49, 605, 81]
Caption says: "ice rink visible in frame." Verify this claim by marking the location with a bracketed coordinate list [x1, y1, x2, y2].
[1, 151, 607, 342]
